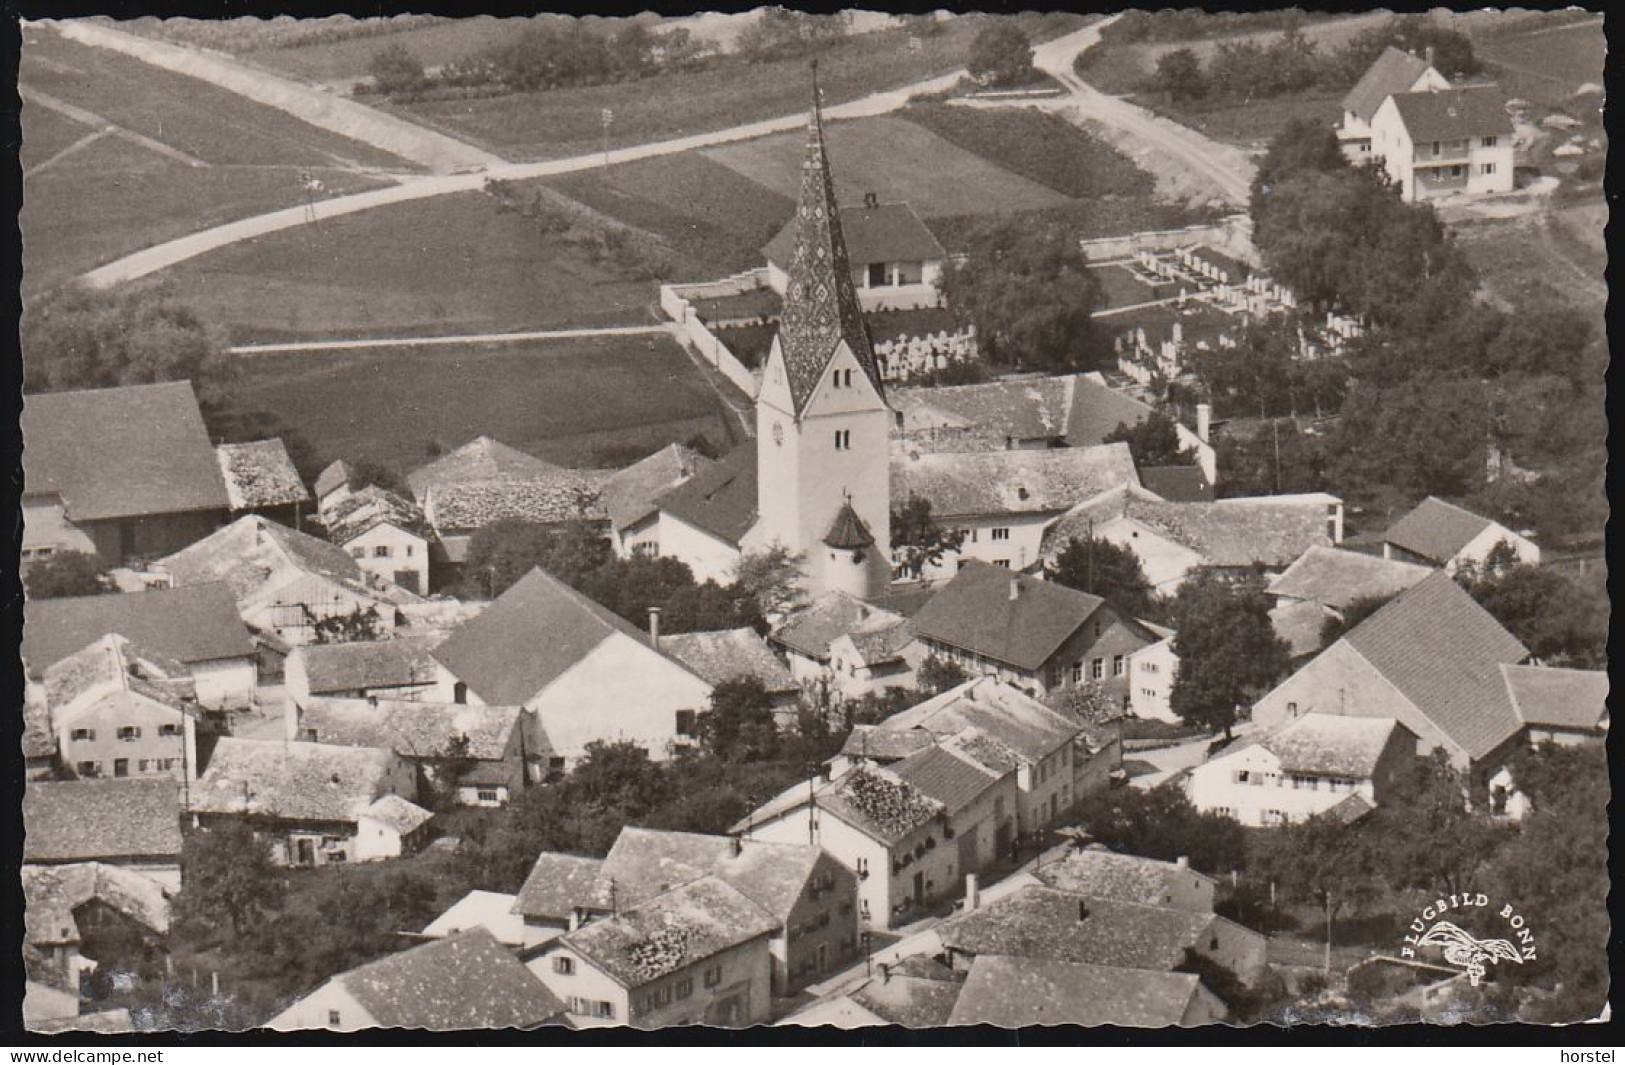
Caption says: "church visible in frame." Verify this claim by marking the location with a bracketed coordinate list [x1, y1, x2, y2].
[654, 79, 894, 601]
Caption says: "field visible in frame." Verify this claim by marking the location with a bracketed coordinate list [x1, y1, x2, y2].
[1139, 91, 1346, 153]
[231, 336, 729, 474]
[1455, 202, 1607, 317]
[19, 28, 406, 294]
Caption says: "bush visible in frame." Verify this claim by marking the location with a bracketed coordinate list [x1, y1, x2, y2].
[967, 23, 1034, 87]
[369, 42, 426, 95]
[23, 551, 113, 599]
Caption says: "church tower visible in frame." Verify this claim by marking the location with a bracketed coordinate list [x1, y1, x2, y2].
[751, 69, 892, 600]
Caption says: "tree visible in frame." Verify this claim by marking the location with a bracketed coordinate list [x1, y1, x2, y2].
[1367, 750, 1506, 899]
[1103, 410, 1197, 468]
[180, 822, 284, 936]
[1249, 118, 1347, 225]
[890, 494, 966, 581]
[22, 283, 236, 405]
[308, 605, 383, 645]
[459, 520, 611, 599]
[967, 22, 1034, 87]
[1215, 421, 1326, 499]
[700, 677, 780, 762]
[1167, 571, 1290, 739]
[1318, 591, 1395, 647]
[369, 42, 426, 94]
[1326, 379, 1491, 512]
[425, 734, 477, 812]
[938, 217, 1102, 371]
[1151, 47, 1205, 101]
[23, 551, 113, 599]
[915, 654, 969, 696]
[1457, 558, 1607, 668]
[1047, 535, 1160, 622]
[735, 545, 806, 625]
[1074, 784, 1248, 876]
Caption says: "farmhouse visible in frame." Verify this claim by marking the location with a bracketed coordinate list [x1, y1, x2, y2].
[511, 853, 613, 945]
[1033, 847, 1216, 913]
[322, 485, 432, 596]
[1337, 46, 1450, 163]
[597, 443, 713, 558]
[947, 955, 1227, 1028]
[23, 862, 172, 997]
[764, 197, 946, 311]
[215, 439, 310, 527]
[769, 591, 920, 699]
[1187, 713, 1418, 827]
[23, 778, 184, 891]
[658, 627, 801, 722]
[21, 382, 230, 567]
[22, 582, 256, 709]
[429, 567, 712, 772]
[1380, 496, 1539, 572]
[1370, 84, 1516, 202]
[651, 447, 760, 585]
[43, 635, 200, 784]
[284, 636, 443, 702]
[1265, 545, 1435, 659]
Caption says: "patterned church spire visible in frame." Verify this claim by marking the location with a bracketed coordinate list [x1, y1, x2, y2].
[775, 63, 883, 417]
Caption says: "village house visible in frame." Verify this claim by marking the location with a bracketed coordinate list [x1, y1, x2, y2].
[827, 616, 924, 702]
[22, 582, 257, 709]
[1187, 713, 1418, 827]
[20, 381, 231, 568]
[313, 460, 358, 513]
[531, 875, 777, 1029]
[595, 443, 714, 558]
[1252, 572, 1606, 790]
[269, 928, 563, 1033]
[1265, 545, 1435, 660]
[429, 567, 713, 773]
[215, 438, 310, 529]
[284, 636, 443, 703]
[23, 862, 172, 1002]
[658, 627, 802, 723]
[1041, 485, 1346, 593]
[1125, 620, 1180, 722]
[769, 591, 921, 700]
[1337, 46, 1451, 163]
[764, 196, 946, 312]
[650, 447, 760, 585]
[321, 485, 432, 596]
[891, 442, 1142, 577]
[155, 515, 421, 646]
[1380, 495, 1540, 573]
[288, 696, 529, 806]
[187, 737, 424, 866]
[910, 561, 1164, 706]
[418, 890, 528, 949]
[1366, 78, 1516, 202]
[1032, 846, 1216, 913]
[42, 635, 200, 783]
[947, 954, 1228, 1028]
[510, 853, 613, 947]
[23, 778, 184, 891]
[782, 955, 964, 1029]
[928, 884, 1267, 985]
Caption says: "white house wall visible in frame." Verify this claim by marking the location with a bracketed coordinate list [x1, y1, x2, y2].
[657, 513, 744, 586]
[267, 980, 376, 1033]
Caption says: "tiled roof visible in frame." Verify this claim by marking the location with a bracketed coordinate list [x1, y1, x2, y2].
[294, 637, 443, 695]
[23, 862, 172, 948]
[841, 616, 916, 667]
[189, 738, 401, 823]
[771, 592, 902, 662]
[361, 793, 434, 835]
[655, 445, 758, 548]
[764, 201, 945, 272]
[660, 628, 798, 695]
[1066, 375, 1165, 448]
[911, 562, 1106, 672]
[1381, 496, 1500, 564]
[1044, 487, 1339, 569]
[314, 460, 355, 502]
[432, 567, 702, 705]
[1342, 572, 1529, 761]
[421, 890, 526, 947]
[819, 765, 943, 845]
[21, 381, 229, 521]
[824, 501, 875, 549]
[407, 437, 570, 499]
[42, 633, 194, 715]
[947, 954, 1209, 1028]
[1326, 792, 1375, 824]
[891, 443, 1139, 520]
[297, 697, 523, 762]
[335, 928, 562, 1031]
[935, 886, 1221, 971]
[324, 485, 429, 544]
[846, 967, 964, 1028]
[878, 677, 1080, 763]
[1034, 848, 1214, 908]
[160, 515, 421, 607]
[597, 444, 713, 532]
[1390, 86, 1513, 142]
[1343, 46, 1435, 122]
[892, 376, 1074, 442]
[513, 853, 607, 921]
[1501, 664, 1609, 732]
[1140, 466, 1213, 503]
[598, 827, 825, 922]
[1269, 599, 1332, 661]
[889, 744, 1002, 815]
[840, 724, 936, 761]
[1267, 545, 1434, 610]
[771, 88, 885, 416]
[23, 778, 182, 862]
[562, 876, 777, 989]
[422, 477, 607, 535]
[216, 440, 309, 511]
[23, 583, 254, 677]
[1254, 712, 1406, 778]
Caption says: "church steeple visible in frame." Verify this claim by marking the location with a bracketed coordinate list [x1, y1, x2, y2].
[776, 64, 884, 417]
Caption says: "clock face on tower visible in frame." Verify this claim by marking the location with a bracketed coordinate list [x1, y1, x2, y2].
[772, 422, 784, 447]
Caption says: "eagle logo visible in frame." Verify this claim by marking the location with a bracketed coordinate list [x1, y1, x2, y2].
[1415, 920, 1527, 986]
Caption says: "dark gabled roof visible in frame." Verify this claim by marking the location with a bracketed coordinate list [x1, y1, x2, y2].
[1140, 466, 1214, 503]
[160, 515, 419, 606]
[597, 444, 713, 532]
[296, 697, 523, 763]
[910, 561, 1106, 672]
[847, 967, 964, 1028]
[889, 744, 1002, 816]
[513, 853, 607, 921]
[431, 567, 700, 706]
[336, 928, 562, 1031]
[654, 445, 758, 548]
[598, 827, 826, 922]
[23, 779, 183, 862]
[1034, 849, 1215, 908]
[764, 202, 945, 272]
[824, 501, 875, 549]
[188, 738, 400, 823]
[879, 677, 1080, 763]
[1342, 572, 1529, 761]
[1501, 664, 1609, 732]
[23, 583, 254, 678]
[1343, 46, 1435, 122]
[1065, 375, 1164, 448]
[1267, 545, 1434, 611]
[947, 954, 1209, 1028]
[1389, 86, 1514, 142]
[771, 592, 902, 661]
[314, 461, 355, 502]
[1253, 712, 1408, 778]
[295, 638, 442, 695]
[21, 382, 229, 522]
[216, 440, 309, 511]
[1381, 496, 1502, 564]
[23, 863, 172, 949]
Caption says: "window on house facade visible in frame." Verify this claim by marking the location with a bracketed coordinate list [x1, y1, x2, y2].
[1113, 655, 1125, 677]
[868, 262, 888, 287]
[1091, 658, 1104, 681]
[137, 759, 150, 772]
[834, 429, 851, 450]
[77, 761, 99, 776]
[160, 758, 177, 771]
[118, 726, 142, 741]
[703, 965, 723, 988]
[992, 559, 1010, 569]
[406, 545, 414, 557]
[477, 788, 499, 804]
[1047, 663, 1063, 689]
[855, 856, 868, 878]
[328, 1010, 341, 1026]
[159, 723, 182, 737]
[553, 956, 575, 975]
[71, 728, 94, 742]
[1481, 162, 1496, 175]
[990, 528, 1010, 541]
[675, 709, 698, 737]
[1071, 661, 1084, 684]
[113, 759, 129, 778]
[1236, 770, 1250, 784]
[675, 977, 693, 999]
[351, 547, 365, 558]
[1449, 165, 1464, 178]
[1482, 135, 1498, 148]
[374, 545, 391, 558]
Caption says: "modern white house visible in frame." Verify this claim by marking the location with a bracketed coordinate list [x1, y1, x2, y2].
[1369, 85, 1516, 202]
[764, 197, 946, 312]
[1337, 46, 1450, 163]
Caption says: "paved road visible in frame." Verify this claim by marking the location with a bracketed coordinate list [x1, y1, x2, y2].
[226, 323, 674, 356]
[74, 21, 1108, 290]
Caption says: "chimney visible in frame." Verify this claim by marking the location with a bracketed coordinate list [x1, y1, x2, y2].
[1175, 855, 1189, 870]
[964, 873, 980, 912]
[647, 606, 662, 650]
[1196, 402, 1211, 444]
[1009, 579, 1022, 602]
[1077, 900, 1090, 922]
